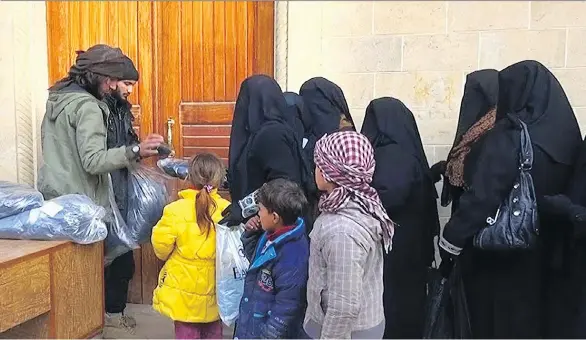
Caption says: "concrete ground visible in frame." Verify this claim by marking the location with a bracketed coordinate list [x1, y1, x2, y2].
[101, 304, 233, 339]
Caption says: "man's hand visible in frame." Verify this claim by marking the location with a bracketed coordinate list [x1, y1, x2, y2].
[430, 160, 447, 184]
[139, 134, 164, 158]
[219, 204, 244, 227]
[540, 194, 579, 223]
[439, 248, 455, 278]
[221, 204, 232, 217]
[541, 195, 586, 239]
[244, 215, 262, 232]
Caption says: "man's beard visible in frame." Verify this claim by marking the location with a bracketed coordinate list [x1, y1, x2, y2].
[112, 88, 130, 106]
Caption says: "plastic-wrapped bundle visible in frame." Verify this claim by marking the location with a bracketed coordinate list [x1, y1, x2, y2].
[127, 165, 171, 245]
[216, 223, 250, 326]
[104, 173, 139, 266]
[157, 158, 231, 190]
[0, 194, 107, 244]
[0, 181, 44, 219]
[157, 158, 189, 180]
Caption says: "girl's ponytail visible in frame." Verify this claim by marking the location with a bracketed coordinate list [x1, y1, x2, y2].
[195, 185, 217, 239]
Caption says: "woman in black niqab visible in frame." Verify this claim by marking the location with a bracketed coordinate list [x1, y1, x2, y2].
[283, 91, 320, 228]
[297, 77, 355, 226]
[283, 91, 309, 142]
[223, 75, 305, 228]
[299, 77, 355, 138]
[361, 97, 440, 339]
[439, 60, 581, 338]
[433, 69, 499, 206]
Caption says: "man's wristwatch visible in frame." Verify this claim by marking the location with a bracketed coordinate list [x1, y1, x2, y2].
[131, 144, 141, 159]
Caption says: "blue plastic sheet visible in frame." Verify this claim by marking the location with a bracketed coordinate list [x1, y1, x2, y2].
[0, 181, 44, 219]
[0, 194, 107, 244]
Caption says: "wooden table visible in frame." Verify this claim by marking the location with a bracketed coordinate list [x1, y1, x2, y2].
[0, 240, 104, 339]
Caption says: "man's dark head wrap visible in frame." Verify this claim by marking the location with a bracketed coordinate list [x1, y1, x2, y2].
[69, 44, 138, 79]
[119, 56, 139, 81]
[51, 44, 138, 92]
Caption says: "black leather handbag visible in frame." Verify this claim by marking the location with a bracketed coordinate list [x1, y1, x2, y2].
[473, 116, 539, 250]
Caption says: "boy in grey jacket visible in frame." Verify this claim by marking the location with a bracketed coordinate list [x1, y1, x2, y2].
[304, 131, 395, 339]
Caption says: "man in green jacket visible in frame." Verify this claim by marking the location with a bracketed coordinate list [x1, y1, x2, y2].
[38, 44, 163, 211]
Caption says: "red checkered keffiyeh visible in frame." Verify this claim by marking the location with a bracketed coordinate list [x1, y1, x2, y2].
[314, 131, 395, 251]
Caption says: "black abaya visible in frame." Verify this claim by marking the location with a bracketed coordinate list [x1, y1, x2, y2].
[361, 97, 439, 339]
[440, 61, 581, 338]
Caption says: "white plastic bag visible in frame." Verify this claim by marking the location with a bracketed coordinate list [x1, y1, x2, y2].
[216, 223, 250, 327]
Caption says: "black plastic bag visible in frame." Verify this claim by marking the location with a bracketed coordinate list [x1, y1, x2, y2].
[424, 268, 451, 339]
[423, 262, 471, 339]
[105, 174, 139, 266]
[126, 165, 171, 245]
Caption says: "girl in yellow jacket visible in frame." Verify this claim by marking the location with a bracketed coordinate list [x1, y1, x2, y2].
[152, 152, 230, 339]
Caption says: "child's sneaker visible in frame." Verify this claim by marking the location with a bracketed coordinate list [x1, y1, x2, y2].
[103, 313, 138, 338]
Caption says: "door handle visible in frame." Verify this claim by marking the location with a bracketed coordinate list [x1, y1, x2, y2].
[166, 118, 175, 148]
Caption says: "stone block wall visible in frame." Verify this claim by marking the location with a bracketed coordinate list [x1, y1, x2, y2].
[282, 1, 586, 224]
[0, 2, 48, 185]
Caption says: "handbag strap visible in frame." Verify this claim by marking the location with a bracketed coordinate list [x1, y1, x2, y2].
[518, 120, 533, 170]
[507, 114, 533, 170]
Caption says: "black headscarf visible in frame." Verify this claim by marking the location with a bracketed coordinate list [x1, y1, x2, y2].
[497, 60, 581, 165]
[283, 92, 307, 142]
[362, 97, 431, 173]
[453, 69, 499, 148]
[299, 77, 355, 138]
[227, 75, 294, 200]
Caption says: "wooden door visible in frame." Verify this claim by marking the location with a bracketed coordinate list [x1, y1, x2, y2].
[46, 1, 274, 304]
